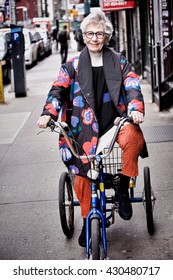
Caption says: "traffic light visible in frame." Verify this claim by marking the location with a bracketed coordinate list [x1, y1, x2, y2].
[90, 0, 100, 7]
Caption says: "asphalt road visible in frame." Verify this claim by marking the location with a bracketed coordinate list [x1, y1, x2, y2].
[0, 42, 173, 261]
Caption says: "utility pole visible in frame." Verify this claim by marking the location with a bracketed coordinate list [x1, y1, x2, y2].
[65, 0, 68, 19]
[40, 0, 43, 17]
[10, 0, 16, 24]
[45, 0, 48, 17]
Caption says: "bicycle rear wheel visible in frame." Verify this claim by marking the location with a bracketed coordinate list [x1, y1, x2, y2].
[59, 171, 74, 238]
[144, 166, 155, 235]
[91, 218, 100, 260]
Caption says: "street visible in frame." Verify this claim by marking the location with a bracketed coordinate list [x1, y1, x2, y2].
[0, 43, 173, 260]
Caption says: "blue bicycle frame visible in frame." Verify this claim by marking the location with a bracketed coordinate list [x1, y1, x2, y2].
[85, 155, 110, 259]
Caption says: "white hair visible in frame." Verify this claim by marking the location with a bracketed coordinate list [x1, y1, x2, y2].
[80, 10, 113, 41]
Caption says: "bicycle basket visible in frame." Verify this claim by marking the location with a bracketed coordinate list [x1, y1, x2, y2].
[102, 145, 122, 175]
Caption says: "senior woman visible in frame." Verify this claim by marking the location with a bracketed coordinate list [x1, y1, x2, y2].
[37, 11, 148, 247]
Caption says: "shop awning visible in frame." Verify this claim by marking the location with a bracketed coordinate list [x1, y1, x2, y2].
[101, 0, 136, 12]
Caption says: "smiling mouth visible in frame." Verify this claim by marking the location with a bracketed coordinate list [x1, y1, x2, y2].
[90, 43, 99, 46]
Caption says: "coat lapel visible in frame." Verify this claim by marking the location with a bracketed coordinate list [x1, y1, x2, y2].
[103, 47, 122, 106]
[78, 47, 96, 111]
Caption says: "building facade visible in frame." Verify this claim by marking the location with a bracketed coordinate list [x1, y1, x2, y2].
[101, 0, 173, 110]
[145, 0, 173, 110]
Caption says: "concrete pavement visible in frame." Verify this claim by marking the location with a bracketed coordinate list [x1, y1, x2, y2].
[0, 40, 173, 260]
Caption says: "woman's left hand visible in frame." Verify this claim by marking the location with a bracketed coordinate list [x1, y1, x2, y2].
[131, 111, 144, 124]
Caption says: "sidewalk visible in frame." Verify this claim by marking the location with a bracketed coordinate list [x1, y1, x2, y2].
[0, 39, 78, 145]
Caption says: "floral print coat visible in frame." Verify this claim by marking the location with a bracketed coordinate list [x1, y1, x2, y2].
[41, 46, 147, 177]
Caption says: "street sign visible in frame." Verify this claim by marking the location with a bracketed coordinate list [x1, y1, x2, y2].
[101, 0, 136, 11]
[11, 32, 20, 42]
[11, 26, 22, 43]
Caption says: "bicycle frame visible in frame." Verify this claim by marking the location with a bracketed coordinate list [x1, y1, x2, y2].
[86, 156, 108, 259]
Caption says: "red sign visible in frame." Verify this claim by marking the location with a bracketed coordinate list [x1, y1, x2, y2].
[102, 0, 136, 12]
[69, 0, 84, 3]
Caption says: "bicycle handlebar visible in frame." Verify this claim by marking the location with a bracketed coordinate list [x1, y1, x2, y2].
[47, 117, 133, 161]
[114, 116, 133, 126]
[48, 120, 95, 160]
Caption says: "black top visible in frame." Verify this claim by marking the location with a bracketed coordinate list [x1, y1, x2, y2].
[92, 66, 119, 137]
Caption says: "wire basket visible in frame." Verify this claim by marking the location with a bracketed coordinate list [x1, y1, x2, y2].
[102, 145, 122, 175]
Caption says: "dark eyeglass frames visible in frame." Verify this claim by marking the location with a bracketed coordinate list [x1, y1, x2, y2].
[83, 31, 109, 39]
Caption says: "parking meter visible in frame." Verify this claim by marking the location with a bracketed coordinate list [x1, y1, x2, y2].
[11, 25, 27, 97]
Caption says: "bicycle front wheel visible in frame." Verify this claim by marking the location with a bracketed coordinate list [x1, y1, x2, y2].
[91, 218, 100, 260]
[59, 172, 74, 239]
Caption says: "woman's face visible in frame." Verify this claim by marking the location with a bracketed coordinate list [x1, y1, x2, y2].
[83, 23, 108, 53]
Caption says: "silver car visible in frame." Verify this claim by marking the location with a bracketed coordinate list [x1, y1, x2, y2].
[36, 28, 52, 56]
[23, 28, 37, 67]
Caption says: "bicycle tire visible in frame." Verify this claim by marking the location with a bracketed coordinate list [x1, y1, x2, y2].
[91, 219, 100, 260]
[59, 171, 74, 239]
[144, 166, 154, 235]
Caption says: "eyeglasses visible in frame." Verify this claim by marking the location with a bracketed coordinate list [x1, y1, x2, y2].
[84, 31, 108, 39]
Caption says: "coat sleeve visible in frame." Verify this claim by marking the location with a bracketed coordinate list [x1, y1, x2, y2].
[41, 65, 71, 120]
[120, 54, 145, 115]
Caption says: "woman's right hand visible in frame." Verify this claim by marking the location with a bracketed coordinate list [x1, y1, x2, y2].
[37, 115, 51, 128]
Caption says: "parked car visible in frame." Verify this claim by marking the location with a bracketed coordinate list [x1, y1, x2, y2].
[36, 28, 52, 56]
[23, 28, 37, 67]
[0, 28, 12, 84]
[31, 30, 45, 61]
